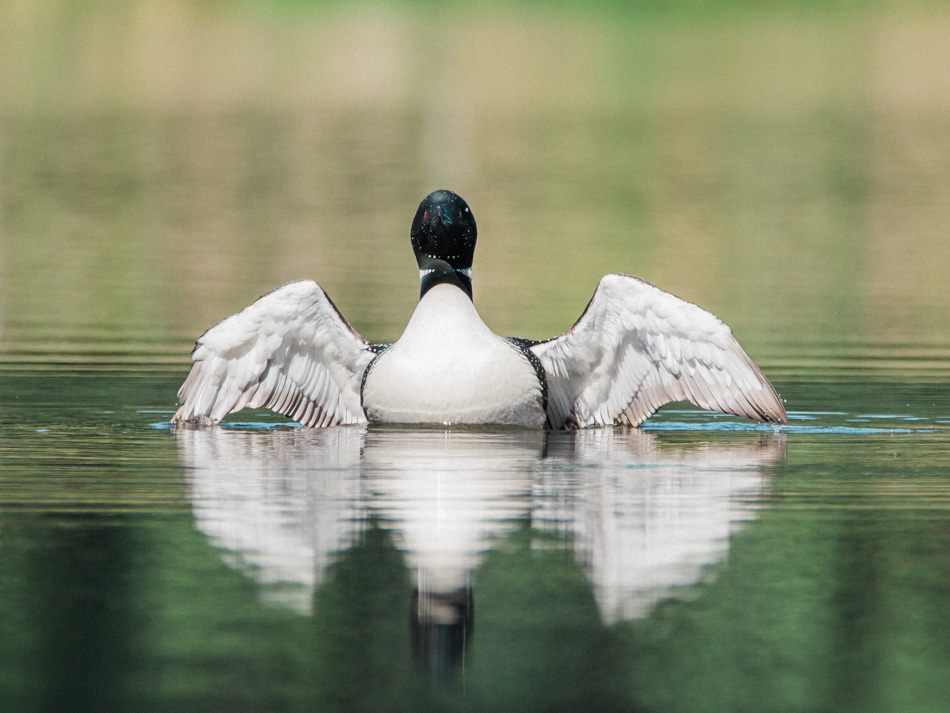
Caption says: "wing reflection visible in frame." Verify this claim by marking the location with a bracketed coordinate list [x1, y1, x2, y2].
[176, 424, 784, 663]
[539, 429, 785, 622]
[176, 425, 367, 613]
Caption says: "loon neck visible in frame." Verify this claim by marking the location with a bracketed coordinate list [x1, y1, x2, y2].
[418, 259, 473, 301]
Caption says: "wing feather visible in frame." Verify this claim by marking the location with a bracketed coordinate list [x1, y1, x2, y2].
[172, 280, 375, 427]
[531, 274, 786, 429]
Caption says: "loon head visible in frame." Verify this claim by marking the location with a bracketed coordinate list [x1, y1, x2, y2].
[411, 190, 476, 299]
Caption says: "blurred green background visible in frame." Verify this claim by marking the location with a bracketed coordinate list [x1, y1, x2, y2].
[2, 0, 949, 378]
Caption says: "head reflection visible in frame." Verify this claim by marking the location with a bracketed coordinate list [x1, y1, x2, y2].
[412, 580, 474, 678]
[175, 423, 784, 675]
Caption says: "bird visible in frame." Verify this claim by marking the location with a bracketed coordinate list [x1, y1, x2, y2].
[172, 190, 786, 430]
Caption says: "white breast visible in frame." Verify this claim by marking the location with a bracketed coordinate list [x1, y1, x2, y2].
[362, 284, 546, 427]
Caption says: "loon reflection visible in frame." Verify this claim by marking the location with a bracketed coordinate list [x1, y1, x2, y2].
[176, 424, 784, 672]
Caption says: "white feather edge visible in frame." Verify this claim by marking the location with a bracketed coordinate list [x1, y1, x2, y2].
[172, 280, 374, 427]
[531, 273, 786, 428]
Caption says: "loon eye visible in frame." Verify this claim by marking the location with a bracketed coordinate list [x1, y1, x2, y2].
[423, 210, 429, 220]
[457, 210, 463, 219]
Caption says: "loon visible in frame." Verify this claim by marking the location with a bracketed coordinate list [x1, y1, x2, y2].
[172, 190, 786, 429]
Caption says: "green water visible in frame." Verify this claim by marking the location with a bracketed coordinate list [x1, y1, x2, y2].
[2, 374, 949, 712]
[3, 3, 950, 711]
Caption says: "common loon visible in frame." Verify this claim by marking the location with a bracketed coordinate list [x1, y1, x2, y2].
[172, 190, 786, 429]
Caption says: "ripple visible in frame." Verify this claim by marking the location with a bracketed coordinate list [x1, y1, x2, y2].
[151, 418, 939, 437]
[150, 419, 298, 431]
[643, 420, 935, 435]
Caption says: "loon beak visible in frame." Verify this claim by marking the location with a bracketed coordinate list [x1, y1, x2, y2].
[434, 205, 453, 228]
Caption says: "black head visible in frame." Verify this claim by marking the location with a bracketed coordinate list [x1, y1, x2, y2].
[410, 190, 477, 272]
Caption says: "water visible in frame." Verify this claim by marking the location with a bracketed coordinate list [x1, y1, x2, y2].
[3, 3, 950, 712]
[3, 375, 949, 711]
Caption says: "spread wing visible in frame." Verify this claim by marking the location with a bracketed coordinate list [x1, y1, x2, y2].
[172, 280, 376, 428]
[531, 274, 786, 429]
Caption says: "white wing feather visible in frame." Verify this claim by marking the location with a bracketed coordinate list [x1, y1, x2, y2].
[531, 274, 786, 428]
[172, 280, 375, 427]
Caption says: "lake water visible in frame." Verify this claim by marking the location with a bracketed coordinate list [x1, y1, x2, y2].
[2, 3, 950, 712]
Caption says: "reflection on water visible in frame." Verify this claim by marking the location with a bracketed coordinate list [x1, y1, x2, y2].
[542, 428, 782, 621]
[2, 373, 950, 710]
[180, 425, 366, 612]
[176, 423, 784, 673]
